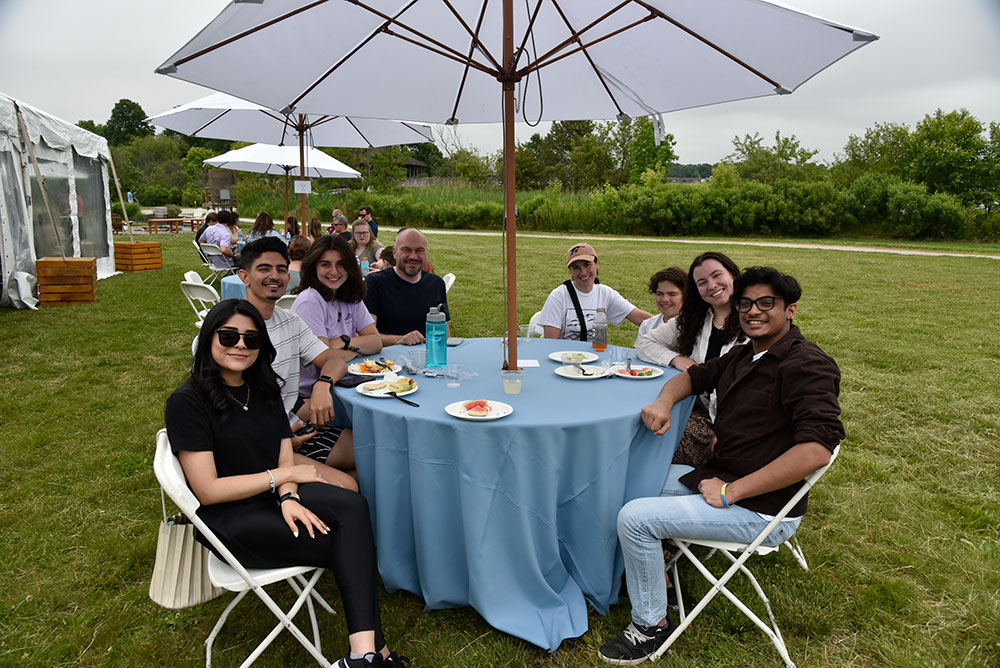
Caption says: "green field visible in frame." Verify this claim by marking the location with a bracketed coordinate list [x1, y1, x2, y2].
[1, 230, 998, 667]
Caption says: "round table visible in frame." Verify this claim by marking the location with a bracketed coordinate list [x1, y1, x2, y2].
[333, 337, 693, 650]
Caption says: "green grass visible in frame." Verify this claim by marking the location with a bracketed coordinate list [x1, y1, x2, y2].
[2, 230, 999, 667]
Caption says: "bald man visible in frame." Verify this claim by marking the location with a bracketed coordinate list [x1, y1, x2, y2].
[363, 228, 450, 346]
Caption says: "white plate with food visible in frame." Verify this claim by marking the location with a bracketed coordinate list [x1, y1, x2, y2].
[548, 350, 600, 364]
[349, 358, 402, 376]
[445, 399, 514, 421]
[608, 364, 665, 379]
[553, 364, 609, 380]
[356, 376, 418, 397]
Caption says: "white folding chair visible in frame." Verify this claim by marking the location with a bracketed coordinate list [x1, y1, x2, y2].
[442, 272, 455, 293]
[275, 294, 297, 310]
[153, 430, 337, 668]
[654, 445, 841, 668]
[527, 310, 545, 338]
[184, 270, 205, 284]
[181, 281, 221, 329]
[200, 243, 237, 283]
[193, 240, 219, 285]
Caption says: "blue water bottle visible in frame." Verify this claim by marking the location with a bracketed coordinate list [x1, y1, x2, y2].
[425, 306, 447, 367]
[360, 257, 370, 276]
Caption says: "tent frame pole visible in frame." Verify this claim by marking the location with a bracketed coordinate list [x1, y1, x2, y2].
[13, 103, 67, 260]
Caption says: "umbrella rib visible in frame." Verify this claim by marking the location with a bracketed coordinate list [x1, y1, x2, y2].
[170, 0, 331, 68]
[400, 122, 435, 142]
[345, 118, 375, 148]
[450, 0, 491, 123]
[440, 0, 502, 72]
[549, 0, 626, 116]
[517, 1, 631, 76]
[522, 14, 653, 76]
[512, 0, 546, 71]
[383, 29, 496, 75]
[192, 109, 232, 137]
[629, 0, 781, 89]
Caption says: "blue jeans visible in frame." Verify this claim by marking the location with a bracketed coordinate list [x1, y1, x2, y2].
[617, 465, 801, 627]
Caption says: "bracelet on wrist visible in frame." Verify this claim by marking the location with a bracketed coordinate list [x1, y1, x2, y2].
[278, 491, 301, 506]
[266, 469, 276, 493]
[720, 482, 730, 508]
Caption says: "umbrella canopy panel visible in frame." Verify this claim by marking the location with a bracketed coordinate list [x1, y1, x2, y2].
[157, 0, 877, 125]
[204, 143, 362, 179]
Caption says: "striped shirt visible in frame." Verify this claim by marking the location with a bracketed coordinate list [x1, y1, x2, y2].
[265, 306, 328, 422]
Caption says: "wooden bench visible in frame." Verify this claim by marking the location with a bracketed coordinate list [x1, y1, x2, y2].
[147, 218, 203, 234]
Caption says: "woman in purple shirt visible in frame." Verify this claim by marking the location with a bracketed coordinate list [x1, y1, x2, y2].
[290, 235, 382, 480]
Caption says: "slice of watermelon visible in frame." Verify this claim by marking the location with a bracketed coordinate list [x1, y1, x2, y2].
[463, 399, 490, 411]
[467, 405, 493, 417]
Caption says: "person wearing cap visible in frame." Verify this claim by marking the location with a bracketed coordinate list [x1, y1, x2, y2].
[538, 242, 652, 341]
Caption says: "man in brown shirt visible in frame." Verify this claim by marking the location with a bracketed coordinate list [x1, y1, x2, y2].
[599, 266, 844, 665]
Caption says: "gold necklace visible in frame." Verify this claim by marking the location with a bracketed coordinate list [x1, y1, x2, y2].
[224, 384, 250, 411]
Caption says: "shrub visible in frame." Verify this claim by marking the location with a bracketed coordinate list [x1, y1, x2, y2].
[165, 204, 182, 219]
[111, 201, 143, 221]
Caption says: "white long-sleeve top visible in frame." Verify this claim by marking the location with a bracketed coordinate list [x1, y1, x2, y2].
[634, 310, 746, 420]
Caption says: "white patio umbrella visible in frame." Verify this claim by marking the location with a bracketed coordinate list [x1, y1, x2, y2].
[204, 143, 361, 220]
[156, 0, 878, 369]
[148, 92, 434, 223]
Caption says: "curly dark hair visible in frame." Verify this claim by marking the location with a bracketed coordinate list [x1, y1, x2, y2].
[190, 299, 282, 420]
[294, 234, 366, 303]
[675, 252, 742, 356]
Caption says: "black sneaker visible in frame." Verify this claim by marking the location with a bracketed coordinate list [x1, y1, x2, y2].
[598, 619, 675, 665]
[336, 651, 385, 667]
[384, 650, 411, 667]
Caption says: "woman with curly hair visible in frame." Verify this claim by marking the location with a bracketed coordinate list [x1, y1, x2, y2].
[245, 211, 284, 243]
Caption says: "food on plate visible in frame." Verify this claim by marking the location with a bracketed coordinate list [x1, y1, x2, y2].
[362, 380, 387, 391]
[463, 399, 493, 417]
[619, 366, 654, 377]
[356, 358, 394, 374]
[560, 352, 587, 363]
[388, 377, 416, 393]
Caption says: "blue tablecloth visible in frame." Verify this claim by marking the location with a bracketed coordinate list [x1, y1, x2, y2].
[333, 338, 693, 650]
[220, 275, 246, 300]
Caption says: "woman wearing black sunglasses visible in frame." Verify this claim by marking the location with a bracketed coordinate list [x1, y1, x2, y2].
[164, 299, 405, 667]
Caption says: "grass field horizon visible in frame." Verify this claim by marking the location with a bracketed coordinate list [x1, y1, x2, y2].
[1, 229, 997, 667]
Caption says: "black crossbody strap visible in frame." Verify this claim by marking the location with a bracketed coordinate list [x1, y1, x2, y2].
[563, 280, 588, 342]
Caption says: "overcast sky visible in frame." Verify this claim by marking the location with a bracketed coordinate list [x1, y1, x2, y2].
[2, 0, 999, 165]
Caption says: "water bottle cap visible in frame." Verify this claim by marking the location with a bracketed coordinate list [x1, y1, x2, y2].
[427, 306, 446, 322]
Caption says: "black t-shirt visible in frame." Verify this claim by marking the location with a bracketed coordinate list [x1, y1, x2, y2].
[364, 268, 450, 336]
[705, 324, 728, 362]
[164, 379, 292, 499]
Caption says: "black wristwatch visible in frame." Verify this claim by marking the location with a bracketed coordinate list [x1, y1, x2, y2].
[316, 375, 334, 385]
[278, 491, 301, 505]
[339, 334, 361, 353]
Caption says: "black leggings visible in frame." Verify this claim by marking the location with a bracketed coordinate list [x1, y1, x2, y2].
[198, 483, 384, 646]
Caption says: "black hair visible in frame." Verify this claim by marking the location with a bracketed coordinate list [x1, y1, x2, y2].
[648, 266, 686, 294]
[285, 216, 299, 237]
[733, 267, 802, 304]
[676, 251, 742, 356]
[216, 209, 231, 226]
[294, 234, 366, 303]
[240, 236, 290, 271]
[191, 299, 282, 419]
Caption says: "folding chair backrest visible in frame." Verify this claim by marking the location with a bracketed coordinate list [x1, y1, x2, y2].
[527, 310, 544, 338]
[443, 272, 456, 292]
[193, 238, 210, 263]
[276, 294, 297, 310]
[184, 270, 204, 284]
[200, 243, 232, 270]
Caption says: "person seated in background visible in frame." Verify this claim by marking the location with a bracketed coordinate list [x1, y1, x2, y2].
[307, 218, 323, 244]
[245, 211, 285, 244]
[635, 267, 686, 347]
[236, 237, 356, 490]
[394, 227, 435, 273]
[371, 245, 395, 272]
[194, 211, 218, 244]
[351, 219, 384, 272]
[326, 209, 345, 235]
[539, 242, 651, 341]
[328, 214, 352, 240]
[201, 209, 240, 266]
[286, 234, 311, 293]
[364, 227, 449, 346]
[290, 235, 383, 479]
[358, 205, 379, 238]
[598, 267, 843, 665]
[165, 298, 406, 668]
[284, 215, 300, 241]
[635, 252, 747, 467]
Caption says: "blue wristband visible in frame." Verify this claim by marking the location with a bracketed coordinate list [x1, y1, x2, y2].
[720, 482, 730, 508]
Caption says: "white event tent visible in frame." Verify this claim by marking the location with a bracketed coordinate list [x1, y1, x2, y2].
[0, 92, 115, 309]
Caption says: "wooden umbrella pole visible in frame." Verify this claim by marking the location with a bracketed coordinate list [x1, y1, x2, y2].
[502, 0, 518, 370]
[107, 148, 135, 243]
[14, 103, 66, 260]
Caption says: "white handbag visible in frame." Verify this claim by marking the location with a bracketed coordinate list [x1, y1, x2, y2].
[149, 490, 223, 609]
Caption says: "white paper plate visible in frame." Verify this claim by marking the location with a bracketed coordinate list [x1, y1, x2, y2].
[609, 364, 665, 379]
[445, 399, 514, 421]
[357, 378, 418, 397]
[553, 364, 609, 380]
[349, 361, 402, 376]
[548, 350, 599, 364]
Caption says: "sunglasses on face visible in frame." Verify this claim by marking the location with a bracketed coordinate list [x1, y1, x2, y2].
[216, 329, 263, 349]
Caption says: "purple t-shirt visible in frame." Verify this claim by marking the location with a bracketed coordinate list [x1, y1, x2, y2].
[291, 287, 375, 396]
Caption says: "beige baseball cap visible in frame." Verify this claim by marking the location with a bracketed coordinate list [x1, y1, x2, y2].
[566, 242, 597, 267]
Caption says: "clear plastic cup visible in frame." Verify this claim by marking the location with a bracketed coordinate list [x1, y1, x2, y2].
[518, 324, 531, 341]
[446, 364, 465, 388]
[409, 348, 427, 370]
[501, 369, 524, 394]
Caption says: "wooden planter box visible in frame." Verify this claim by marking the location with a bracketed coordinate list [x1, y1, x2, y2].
[36, 257, 97, 306]
[114, 241, 162, 272]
